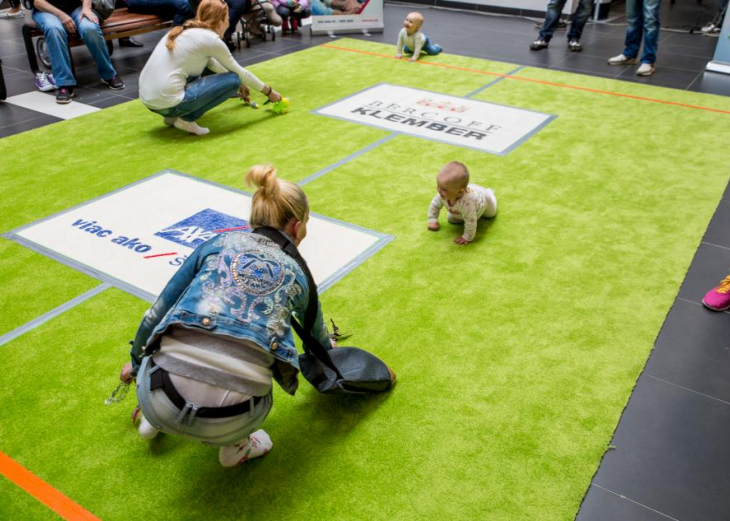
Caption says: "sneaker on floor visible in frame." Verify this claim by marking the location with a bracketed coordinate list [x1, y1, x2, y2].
[607, 53, 637, 65]
[636, 63, 655, 76]
[702, 276, 730, 311]
[163, 116, 177, 126]
[137, 415, 160, 439]
[35, 72, 56, 92]
[0, 7, 25, 18]
[219, 429, 273, 467]
[568, 39, 582, 52]
[173, 118, 209, 135]
[55, 87, 74, 104]
[119, 37, 143, 47]
[700, 22, 717, 34]
[529, 38, 549, 51]
[102, 75, 125, 90]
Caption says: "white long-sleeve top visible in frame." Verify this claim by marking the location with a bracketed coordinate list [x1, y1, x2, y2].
[139, 28, 265, 110]
[396, 28, 426, 57]
[428, 184, 495, 242]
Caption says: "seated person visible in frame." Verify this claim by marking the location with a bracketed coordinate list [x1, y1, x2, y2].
[31, 0, 125, 104]
[272, 0, 309, 33]
[125, 0, 195, 27]
[224, 0, 280, 47]
[0, 0, 25, 19]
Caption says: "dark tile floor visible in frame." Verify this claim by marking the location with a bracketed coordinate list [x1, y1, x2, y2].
[2, 2, 730, 520]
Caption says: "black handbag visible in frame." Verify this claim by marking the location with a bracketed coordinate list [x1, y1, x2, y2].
[253, 227, 395, 394]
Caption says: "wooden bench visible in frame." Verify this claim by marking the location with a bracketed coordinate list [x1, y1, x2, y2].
[22, 8, 172, 75]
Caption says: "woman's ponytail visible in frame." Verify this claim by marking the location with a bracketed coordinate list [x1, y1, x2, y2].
[246, 165, 308, 230]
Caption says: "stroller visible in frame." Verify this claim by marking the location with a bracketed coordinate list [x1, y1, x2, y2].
[235, 0, 280, 48]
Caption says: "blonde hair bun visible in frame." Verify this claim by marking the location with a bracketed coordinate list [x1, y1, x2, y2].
[246, 164, 280, 200]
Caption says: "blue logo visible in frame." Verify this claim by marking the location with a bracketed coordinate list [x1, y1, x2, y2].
[155, 208, 250, 248]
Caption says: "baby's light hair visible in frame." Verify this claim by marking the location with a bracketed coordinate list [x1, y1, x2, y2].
[438, 161, 470, 190]
[407, 11, 424, 26]
[245, 165, 309, 230]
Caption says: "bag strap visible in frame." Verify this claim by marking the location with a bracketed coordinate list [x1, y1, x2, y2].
[252, 226, 342, 378]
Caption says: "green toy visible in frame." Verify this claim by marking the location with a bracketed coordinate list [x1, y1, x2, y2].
[271, 97, 290, 114]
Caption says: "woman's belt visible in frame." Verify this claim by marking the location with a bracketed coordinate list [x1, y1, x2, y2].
[149, 361, 263, 418]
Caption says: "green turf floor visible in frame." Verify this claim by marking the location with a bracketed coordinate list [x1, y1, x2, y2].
[2, 38, 730, 520]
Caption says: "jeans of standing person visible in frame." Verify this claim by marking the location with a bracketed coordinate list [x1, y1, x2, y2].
[149, 72, 241, 122]
[622, 0, 662, 64]
[275, 4, 311, 20]
[538, 0, 594, 41]
[31, 7, 117, 88]
[127, 0, 194, 26]
[224, 0, 252, 40]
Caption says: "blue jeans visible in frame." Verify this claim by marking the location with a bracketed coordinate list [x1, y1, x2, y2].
[150, 72, 241, 122]
[403, 34, 442, 56]
[622, 0, 662, 64]
[31, 7, 117, 88]
[127, 0, 194, 26]
[539, 0, 594, 41]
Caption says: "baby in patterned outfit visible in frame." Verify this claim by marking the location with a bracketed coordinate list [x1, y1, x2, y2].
[395, 11, 443, 62]
[427, 161, 498, 245]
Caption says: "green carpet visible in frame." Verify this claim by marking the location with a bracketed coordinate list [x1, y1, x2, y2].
[1, 38, 729, 520]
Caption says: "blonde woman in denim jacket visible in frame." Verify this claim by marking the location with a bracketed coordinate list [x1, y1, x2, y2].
[119, 165, 333, 467]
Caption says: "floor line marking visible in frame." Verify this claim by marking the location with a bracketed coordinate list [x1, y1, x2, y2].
[589, 484, 680, 521]
[646, 374, 730, 406]
[0, 283, 110, 347]
[0, 451, 101, 521]
[321, 44, 730, 115]
[465, 66, 525, 98]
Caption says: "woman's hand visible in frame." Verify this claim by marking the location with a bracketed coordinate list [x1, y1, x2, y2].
[330, 338, 338, 349]
[238, 85, 251, 103]
[266, 88, 282, 103]
[120, 362, 134, 383]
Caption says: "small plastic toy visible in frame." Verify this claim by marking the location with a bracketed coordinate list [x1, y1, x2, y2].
[271, 97, 290, 114]
[329, 319, 352, 342]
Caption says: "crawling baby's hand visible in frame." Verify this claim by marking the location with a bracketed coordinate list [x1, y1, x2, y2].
[428, 222, 439, 231]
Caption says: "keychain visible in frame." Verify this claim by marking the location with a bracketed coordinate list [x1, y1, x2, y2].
[105, 381, 130, 405]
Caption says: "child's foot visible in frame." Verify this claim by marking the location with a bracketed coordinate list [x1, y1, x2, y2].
[163, 117, 177, 126]
[174, 118, 209, 135]
[138, 415, 160, 439]
[219, 429, 273, 467]
[702, 275, 730, 311]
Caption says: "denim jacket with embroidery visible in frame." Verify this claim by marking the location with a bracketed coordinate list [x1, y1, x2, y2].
[129, 231, 330, 395]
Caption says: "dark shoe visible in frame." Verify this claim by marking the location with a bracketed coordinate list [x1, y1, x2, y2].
[224, 38, 236, 51]
[102, 75, 125, 90]
[290, 17, 298, 32]
[568, 39, 582, 52]
[119, 37, 144, 47]
[281, 18, 289, 33]
[56, 87, 74, 104]
[530, 38, 548, 51]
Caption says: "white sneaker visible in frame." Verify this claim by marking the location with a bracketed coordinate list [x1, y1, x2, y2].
[0, 7, 25, 18]
[701, 22, 717, 34]
[607, 53, 637, 65]
[163, 116, 177, 126]
[173, 118, 209, 135]
[636, 63, 656, 76]
[138, 415, 160, 439]
[219, 429, 273, 467]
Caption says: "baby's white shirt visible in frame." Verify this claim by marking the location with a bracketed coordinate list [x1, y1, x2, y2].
[428, 184, 494, 242]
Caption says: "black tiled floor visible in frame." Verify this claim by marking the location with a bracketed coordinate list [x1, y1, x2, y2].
[3, 2, 730, 520]
[585, 374, 730, 521]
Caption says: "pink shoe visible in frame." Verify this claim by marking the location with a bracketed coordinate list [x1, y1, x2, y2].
[702, 275, 730, 311]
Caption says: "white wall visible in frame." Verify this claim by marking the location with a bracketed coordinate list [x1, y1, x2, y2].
[447, 0, 581, 15]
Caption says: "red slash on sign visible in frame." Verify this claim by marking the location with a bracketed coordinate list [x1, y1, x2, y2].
[143, 252, 178, 259]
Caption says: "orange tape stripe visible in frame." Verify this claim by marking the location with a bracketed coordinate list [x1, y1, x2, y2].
[0, 451, 101, 521]
[321, 44, 730, 116]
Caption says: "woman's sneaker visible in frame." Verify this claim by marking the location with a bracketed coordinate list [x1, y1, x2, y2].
[55, 87, 74, 104]
[568, 39, 582, 52]
[35, 72, 56, 92]
[219, 430, 273, 467]
[702, 275, 730, 311]
[173, 118, 209, 135]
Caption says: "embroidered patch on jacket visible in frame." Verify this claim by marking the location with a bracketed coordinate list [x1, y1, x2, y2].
[231, 250, 286, 296]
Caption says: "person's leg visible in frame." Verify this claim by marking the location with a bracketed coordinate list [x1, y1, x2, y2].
[224, 0, 251, 40]
[276, 4, 291, 31]
[71, 7, 117, 81]
[639, 0, 662, 64]
[421, 35, 442, 55]
[481, 189, 498, 219]
[31, 11, 75, 87]
[176, 72, 241, 122]
[622, 0, 643, 60]
[127, 0, 194, 26]
[538, 0, 568, 42]
[567, 0, 593, 41]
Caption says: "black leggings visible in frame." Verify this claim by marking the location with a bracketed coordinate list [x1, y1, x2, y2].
[224, 0, 252, 40]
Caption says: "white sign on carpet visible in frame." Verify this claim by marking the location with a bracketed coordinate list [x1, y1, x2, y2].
[313, 83, 555, 155]
[8, 171, 392, 301]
